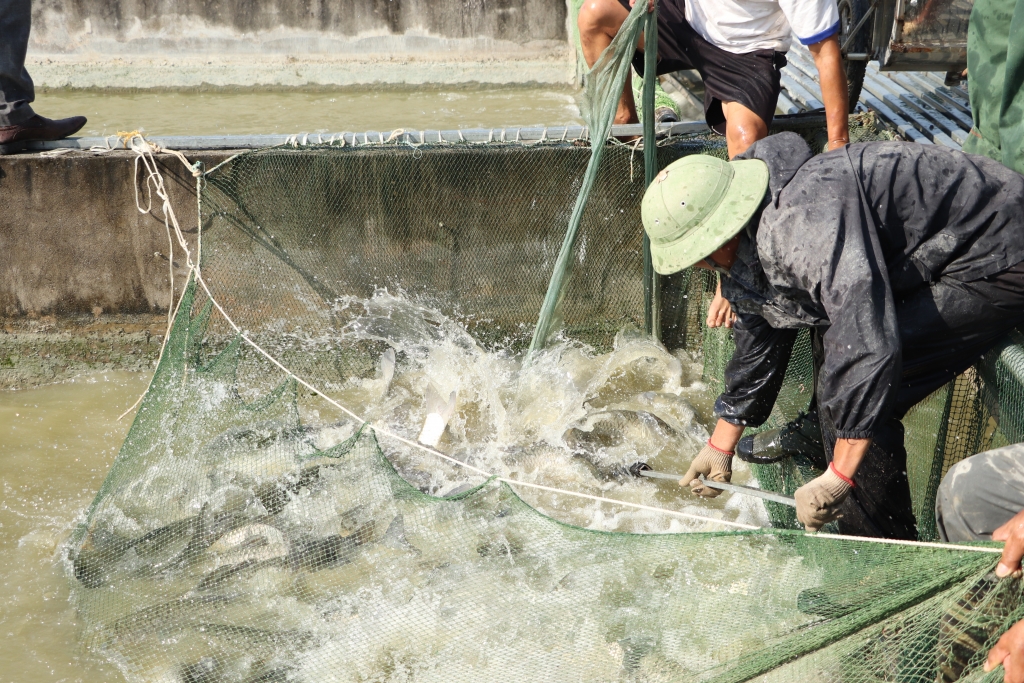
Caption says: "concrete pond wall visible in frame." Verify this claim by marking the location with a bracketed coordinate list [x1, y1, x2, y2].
[27, 0, 577, 88]
[0, 150, 218, 388]
[0, 140, 650, 388]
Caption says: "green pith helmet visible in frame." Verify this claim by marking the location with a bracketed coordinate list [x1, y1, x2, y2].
[641, 155, 770, 275]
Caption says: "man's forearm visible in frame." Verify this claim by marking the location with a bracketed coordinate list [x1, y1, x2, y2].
[832, 437, 870, 479]
[710, 418, 745, 453]
[808, 35, 850, 149]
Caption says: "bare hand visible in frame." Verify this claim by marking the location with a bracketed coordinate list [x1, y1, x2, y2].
[629, 0, 657, 11]
[706, 291, 736, 328]
[994, 509, 1024, 578]
[986, 620, 1024, 682]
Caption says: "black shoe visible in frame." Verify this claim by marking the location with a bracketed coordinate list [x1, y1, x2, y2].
[736, 409, 825, 467]
[0, 114, 87, 154]
[655, 106, 680, 123]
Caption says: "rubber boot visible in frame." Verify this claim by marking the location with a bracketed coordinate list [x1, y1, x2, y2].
[735, 409, 826, 469]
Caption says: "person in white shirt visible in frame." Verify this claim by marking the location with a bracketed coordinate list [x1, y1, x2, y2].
[578, 0, 850, 328]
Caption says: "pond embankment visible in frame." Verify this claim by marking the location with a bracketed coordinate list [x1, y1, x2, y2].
[0, 150, 230, 388]
[27, 0, 577, 89]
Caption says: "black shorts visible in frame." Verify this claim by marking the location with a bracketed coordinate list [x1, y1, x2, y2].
[618, 0, 787, 135]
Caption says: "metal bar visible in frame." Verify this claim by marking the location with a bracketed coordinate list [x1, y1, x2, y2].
[932, 85, 973, 117]
[779, 72, 824, 111]
[779, 50, 825, 109]
[895, 91, 969, 144]
[20, 121, 713, 153]
[840, 1, 877, 53]
[642, 2, 660, 340]
[697, 476, 798, 507]
[636, 469, 686, 482]
[885, 72, 972, 126]
[892, 72, 974, 128]
[636, 469, 797, 507]
[861, 94, 933, 143]
[775, 90, 805, 115]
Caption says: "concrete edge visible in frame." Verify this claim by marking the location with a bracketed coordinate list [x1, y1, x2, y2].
[21, 122, 714, 152]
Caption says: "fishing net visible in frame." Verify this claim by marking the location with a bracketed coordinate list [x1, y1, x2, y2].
[66, 2, 1024, 679]
[69, 277, 1019, 683]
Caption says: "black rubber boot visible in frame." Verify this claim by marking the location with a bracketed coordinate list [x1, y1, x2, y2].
[735, 409, 826, 468]
[655, 106, 680, 123]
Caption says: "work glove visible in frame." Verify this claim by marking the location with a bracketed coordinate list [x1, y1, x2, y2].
[795, 464, 854, 532]
[681, 441, 733, 498]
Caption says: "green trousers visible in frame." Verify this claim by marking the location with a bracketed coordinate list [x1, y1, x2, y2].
[964, 0, 1024, 173]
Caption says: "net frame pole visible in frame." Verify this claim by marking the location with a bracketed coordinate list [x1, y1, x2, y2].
[642, 2, 661, 339]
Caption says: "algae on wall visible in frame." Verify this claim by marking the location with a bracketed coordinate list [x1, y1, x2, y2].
[0, 315, 166, 390]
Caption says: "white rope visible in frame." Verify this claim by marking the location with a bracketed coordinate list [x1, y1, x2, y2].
[811, 533, 1004, 553]
[39, 147, 74, 157]
[116, 138, 1010, 553]
[117, 133, 200, 420]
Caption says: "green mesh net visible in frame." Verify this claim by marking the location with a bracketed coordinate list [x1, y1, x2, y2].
[65, 113, 1024, 683]
[70, 275, 1018, 683]
[63, 7, 1024, 678]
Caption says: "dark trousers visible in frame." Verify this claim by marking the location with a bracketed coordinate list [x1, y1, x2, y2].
[0, 0, 35, 126]
[815, 263, 1024, 539]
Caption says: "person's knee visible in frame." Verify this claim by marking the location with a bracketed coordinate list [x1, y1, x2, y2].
[723, 102, 769, 157]
[577, 0, 623, 37]
[936, 444, 1024, 541]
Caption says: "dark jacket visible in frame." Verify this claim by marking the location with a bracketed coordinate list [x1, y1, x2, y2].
[716, 132, 1024, 439]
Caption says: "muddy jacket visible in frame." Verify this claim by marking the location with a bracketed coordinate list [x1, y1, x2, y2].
[716, 132, 1024, 439]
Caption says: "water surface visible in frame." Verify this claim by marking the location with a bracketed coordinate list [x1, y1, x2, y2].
[33, 87, 583, 138]
[0, 373, 150, 683]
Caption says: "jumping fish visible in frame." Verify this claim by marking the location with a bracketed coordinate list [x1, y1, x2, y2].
[74, 448, 366, 588]
[379, 347, 396, 395]
[418, 384, 457, 448]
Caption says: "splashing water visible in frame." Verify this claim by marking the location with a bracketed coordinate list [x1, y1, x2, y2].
[66, 290, 793, 683]
[310, 291, 770, 533]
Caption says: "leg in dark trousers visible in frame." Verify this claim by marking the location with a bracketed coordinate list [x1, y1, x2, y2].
[0, 0, 35, 126]
[821, 264, 1024, 539]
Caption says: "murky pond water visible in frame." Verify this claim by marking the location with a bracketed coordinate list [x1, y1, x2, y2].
[33, 87, 582, 138]
[0, 372, 151, 683]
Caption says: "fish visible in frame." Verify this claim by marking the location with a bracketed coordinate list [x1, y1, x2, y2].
[178, 655, 296, 683]
[73, 506, 273, 588]
[204, 522, 291, 577]
[418, 384, 457, 448]
[936, 571, 1021, 683]
[194, 520, 377, 591]
[179, 657, 221, 683]
[286, 521, 375, 572]
[382, 514, 421, 555]
[73, 516, 201, 588]
[562, 409, 680, 479]
[94, 594, 233, 646]
[73, 446, 369, 588]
